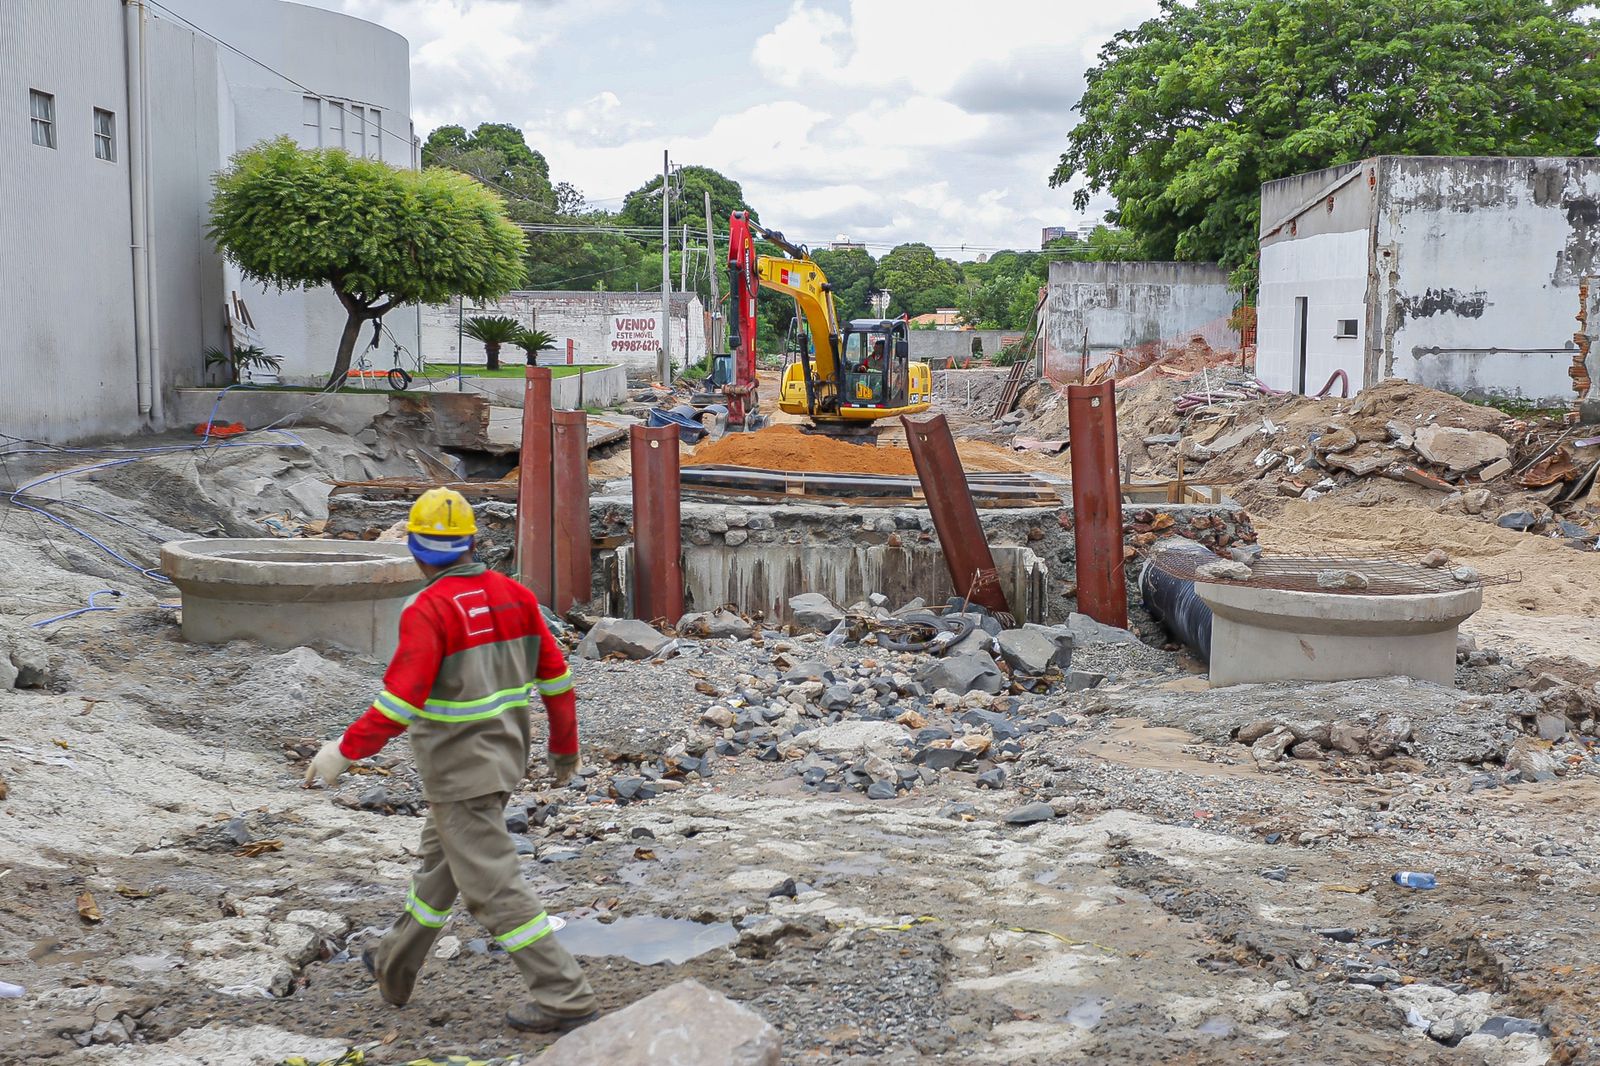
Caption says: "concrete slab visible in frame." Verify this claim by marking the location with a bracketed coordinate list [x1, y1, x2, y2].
[1196, 580, 1482, 688]
[161, 539, 424, 657]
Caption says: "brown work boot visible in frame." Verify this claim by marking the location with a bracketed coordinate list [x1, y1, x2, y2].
[506, 1000, 598, 1034]
[362, 948, 416, 1008]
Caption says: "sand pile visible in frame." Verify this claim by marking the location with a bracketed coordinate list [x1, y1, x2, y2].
[684, 424, 1036, 476]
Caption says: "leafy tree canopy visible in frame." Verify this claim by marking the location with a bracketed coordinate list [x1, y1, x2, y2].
[874, 243, 964, 317]
[1052, 0, 1600, 286]
[811, 246, 877, 321]
[423, 122, 554, 206]
[210, 136, 525, 382]
[617, 165, 759, 232]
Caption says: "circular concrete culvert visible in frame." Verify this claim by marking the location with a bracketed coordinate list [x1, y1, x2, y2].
[161, 538, 426, 657]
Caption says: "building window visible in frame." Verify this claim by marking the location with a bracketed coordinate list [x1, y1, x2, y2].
[29, 89, 55, 148]
[93, 108, 115, 161]
[349, 104, 366, 156]
[369, 109, 382, 160]
[328, 101, 344, 149]
[300, 95, 320, 148]
[1335, 319, 1359, 338]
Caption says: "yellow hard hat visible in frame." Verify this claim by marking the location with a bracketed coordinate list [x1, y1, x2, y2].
[407, 487, 477, 537]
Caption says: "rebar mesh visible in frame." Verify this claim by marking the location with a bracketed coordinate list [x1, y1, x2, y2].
[1148, 547, 1520, 596]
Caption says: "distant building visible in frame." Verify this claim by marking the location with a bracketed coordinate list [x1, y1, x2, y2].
[1, 0, 416, 441]
[1041, 225, 1071, 247]
[828, 235, 866, 251]
[909, 308, 964, 331]
[1257, 156, 1600, 405]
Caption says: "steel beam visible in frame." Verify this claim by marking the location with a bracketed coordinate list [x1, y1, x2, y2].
[902, 414, 1012, 619]
[1067, 380, 1128, 628]
[516, 367, 554, 604]
[552, 409, 590, 615]
[630, 424, 683, 622]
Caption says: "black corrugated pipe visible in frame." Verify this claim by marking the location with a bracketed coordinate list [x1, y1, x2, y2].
[1139, 541, 1214, 662]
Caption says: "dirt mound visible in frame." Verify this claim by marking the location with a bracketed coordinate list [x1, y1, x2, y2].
[684, 424, 1032, 476]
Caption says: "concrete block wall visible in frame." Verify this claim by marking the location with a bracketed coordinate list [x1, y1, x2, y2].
[421, 292, 706, 373]
[1042, 261, 1239, 379]
[908, 329, 1023, 364]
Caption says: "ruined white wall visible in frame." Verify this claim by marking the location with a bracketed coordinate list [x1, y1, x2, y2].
[421, 292, 706, 374]
[1376, 156, 1598, 406]
[1257, 163, 1373, 394]
[1257, 231, 1370, 394]
[1042, 261, 1238, 377]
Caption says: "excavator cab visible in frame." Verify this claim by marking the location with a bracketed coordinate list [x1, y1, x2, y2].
[839, 320, 910, 409]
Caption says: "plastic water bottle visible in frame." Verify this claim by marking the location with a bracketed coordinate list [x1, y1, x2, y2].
[1392, 871, 1437, 890]
[0, 981, 23, 999]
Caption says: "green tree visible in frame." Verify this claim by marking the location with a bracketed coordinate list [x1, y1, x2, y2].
[463, 315, 524, 370]
[422, 122, 554, 206]
[513, 327, 557, 368]
[812, 246, 877, 321]
[875, 243, 963, 317]
[1052, 0, 1600, 286]
[617, 165, 758, 232]
[209, 137, 526, 383]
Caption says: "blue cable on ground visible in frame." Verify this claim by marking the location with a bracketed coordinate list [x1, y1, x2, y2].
[30, 589, 123, 628]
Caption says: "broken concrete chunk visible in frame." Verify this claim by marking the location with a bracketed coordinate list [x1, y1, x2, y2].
[1196, 559, 1253, 582]
[1478, 457, 1513, 481]
[1413, 425, 1509, 473]
[1325, 444, 1397, 476]
[1328, 722, 1369, 755]
[1235, 719, 1283, 745]
[1019, 623, 1075, 669]
[1366, 715, 1413, 759]
[1064, 612, 1143, 647]
[1064, 670, 1105, 692]
[1504, 737, 1559, 782]
[915, 654, 1003, 696]
[1316, 569, 1370, 590]
[574, 618, 670, 661]
[994, 628, 1061, 676]
[678, 608, 753, 641]
[1250, 726, 1294, 765]
[1315, 424, 1358, 454]
[538, 978, 780, 1066]
[1289, 740, 1325, 760]
[787, 593, 844, 633]
[1461, 488, 1491, 515]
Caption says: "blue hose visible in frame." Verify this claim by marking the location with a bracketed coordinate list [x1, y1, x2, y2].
[30, 589, 123, 628]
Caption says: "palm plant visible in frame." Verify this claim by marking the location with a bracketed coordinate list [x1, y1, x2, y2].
[513, 327, 557, 367]
[462, 314, 523, 371]
[204, 343, 283, 384]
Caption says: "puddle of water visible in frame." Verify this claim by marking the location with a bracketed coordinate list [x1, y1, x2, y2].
[1065, 997, 1107, 1030]
[554, 915, 736, 965]
[1197, 1016, 1235, 1037]
[29, 939, 102, 966]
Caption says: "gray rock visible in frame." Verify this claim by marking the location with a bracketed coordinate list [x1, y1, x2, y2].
[781, 660, 832, 683]
[1535, 713, 1568, 742]
[1196, 559, 1253, 581]
[945, 629, 996, 658]
[994, 628, 1060, 675]
[1428, 1017, 1468, 1045]
[1328, 721, 1368, 755]
[538, 978, 780, 1066]
[1064, 612, 1143, 647]
[1462, 488, 1491, 514]
[916, 654, 1003, 696]
[575, 618, 670, 660]
[1452, 566, 1480, 583]
[1235, 719, 1283, 745]
[1064, 670, 1105, 692]
[1366, 714, 1412, 758]
[1504, 737, 1559, 780]
[1020, 623, 1075, 669]
[1289, 740, 1325, 760]
[939, 802, 976, 819]
[788, 593, 844, 633]
[1413, 425, 1509, 473]
[820, 685, 855, 712]
[865, 781, 897, 800]
[1475, 1015, 1544, 1038]
[1496, 510, 1537, 531]
[1250, 726, 1294, 765]
[1316, 569, 1370, 590]
[678, 608, 753, 641]
[913, 746, 976, 771]
[975, 768, 1006, 789]
[1003, 802, 1056, 826]
[1420, 549, 1450, 569]
[8, 635, 51, 688]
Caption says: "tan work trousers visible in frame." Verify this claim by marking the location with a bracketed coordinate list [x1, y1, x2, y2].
[373, 791, 596, 1015]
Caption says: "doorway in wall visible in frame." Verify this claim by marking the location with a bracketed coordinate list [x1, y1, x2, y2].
[1292, 296, 1309, 394]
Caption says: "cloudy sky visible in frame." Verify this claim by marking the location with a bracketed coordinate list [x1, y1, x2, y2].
[301, 0, 1160, 258]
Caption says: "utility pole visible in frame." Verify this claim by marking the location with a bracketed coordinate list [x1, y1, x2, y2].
[680, 223, 688, 293]
[658, 149, 673, 385]
[704, 189, 719, 355]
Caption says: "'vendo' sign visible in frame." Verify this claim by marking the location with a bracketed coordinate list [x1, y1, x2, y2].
[607, 314, 660, 355]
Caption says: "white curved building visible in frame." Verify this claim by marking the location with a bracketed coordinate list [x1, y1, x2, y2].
[0, 0, 417, 441]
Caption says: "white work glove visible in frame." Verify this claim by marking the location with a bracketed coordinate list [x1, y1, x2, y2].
[548, 752, 579, 788]
[304, 740, 353, 788]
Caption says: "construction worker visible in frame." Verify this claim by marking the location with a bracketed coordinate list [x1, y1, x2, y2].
[304, 487, 598, 1034]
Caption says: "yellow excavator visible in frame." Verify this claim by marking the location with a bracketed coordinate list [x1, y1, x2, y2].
[721, 211, 931, 436]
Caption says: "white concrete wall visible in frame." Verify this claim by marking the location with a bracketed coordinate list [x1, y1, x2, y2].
[1257, 230, 1370, 394]
[0, 0, 416, 440]
[156, 0, 420, 385]
[1377, 157, 1597, 406]
[0, 0, 142, 441]
[1042, 261, 1238, 377]
[421, 293, 706, 374]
